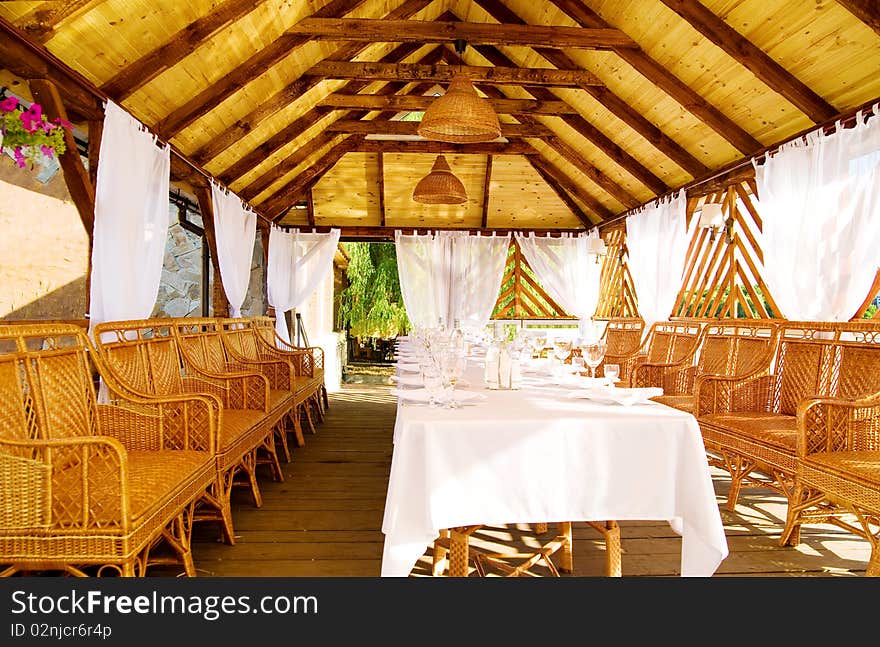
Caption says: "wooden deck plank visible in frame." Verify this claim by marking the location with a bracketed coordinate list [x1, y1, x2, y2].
[187, 383, 872, 578]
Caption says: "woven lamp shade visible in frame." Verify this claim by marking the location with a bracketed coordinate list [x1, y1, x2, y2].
[412, 155, 468, 204]
[417, 73, 502, 143]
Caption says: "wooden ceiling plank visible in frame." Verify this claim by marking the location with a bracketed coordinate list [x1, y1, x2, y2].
[192, 2, 433, 164]
[306, 60, 603, 87]
[835, 0, 880, 37]
[480, 155, 493, 228]
[319, 93, 579, 115]
[345, 139, 538, 155]
[288, 18, 638, 49]
[325, 119, 552, 137]
[658, 0, 837, 123]
[155, 0, 369, 137]
[526, 154, 604, 226]
[102, 0, 264, 99]
[548, 0, 761, 155]
[15, 0, 101, 43]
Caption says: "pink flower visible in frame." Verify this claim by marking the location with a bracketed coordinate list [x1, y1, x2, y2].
[13, 146, 26, 168]
[0, 97, 18, 113]
[40, 145, 54, 157]
[54, 117, 72, 130]
[20, 104, 43, 133]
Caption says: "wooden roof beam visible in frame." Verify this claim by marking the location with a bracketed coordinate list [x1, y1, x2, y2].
[470, 1, 708, 179]
[189, 0, 435, 164]
[281, 226, 587, 239]
[154, 0, 371, 137]
[836, 0, 880, 37]
[526, 152, 610, 225]
[658, 0, 837, 123]
[325, 119, 553, 137]
[288, 17, 638, 49]
[13, 0, 98, 43]
[527, 158, 594, 230]
[102, 0, 267, 99]
[319, 93, 580, 115]
[480, 155, 493, 229]
[305, 60, 603, 87]
[548, 0, 762, 155]
[342, 139, 538, 155]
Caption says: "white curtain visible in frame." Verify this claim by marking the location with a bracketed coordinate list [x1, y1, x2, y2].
[89, 100, 170, 336]
[395, 231, 510, 330]
[210, 182, 257, 318]
[515, 230, 603, 339]
[267, 227, 340, 344]
[754, 105, 880, 320]
[625, 189, 691, 334]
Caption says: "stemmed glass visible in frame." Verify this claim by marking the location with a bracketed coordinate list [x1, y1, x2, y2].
[583, 339, 607, 380]
[529, 333, 547, 358]
[552, 337, 572, 377]
[438, 353, 467, 408]
[421, 365, 443, 408]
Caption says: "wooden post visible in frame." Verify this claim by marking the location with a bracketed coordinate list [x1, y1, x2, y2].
[194, 186, 229, 317]
[260, 223, 275, 318]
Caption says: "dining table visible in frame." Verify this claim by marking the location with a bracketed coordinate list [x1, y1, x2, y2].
[381, 337, 729, 577]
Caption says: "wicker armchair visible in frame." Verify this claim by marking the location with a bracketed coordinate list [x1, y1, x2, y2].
[636, 321, 779, 413]
[783, 391, 880, 575]
[596, 318, 644, 386]
[0, 324, 216, 576]
[92, 319, 281, 545]
[251, 316, 327, 412]
[612, 321, 702, 387]
[217, 318, 323, 457]
[695, 321, 880, 546]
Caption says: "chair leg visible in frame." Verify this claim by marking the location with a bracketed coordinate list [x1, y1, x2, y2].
[557, 521, 573, 573]
[290, 408, 305, 447]
[322, 384, 329, 410]
[867, 543, 880, 577]
[275, 418, 291, 463]
[241, 450, 262, 508]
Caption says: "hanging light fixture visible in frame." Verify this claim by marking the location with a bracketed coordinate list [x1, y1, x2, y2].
[412, 154, 468, 204]
[417, 40, 502, 144]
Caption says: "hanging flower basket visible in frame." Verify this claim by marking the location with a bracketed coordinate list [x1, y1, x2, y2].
[0, 96, 72, 168]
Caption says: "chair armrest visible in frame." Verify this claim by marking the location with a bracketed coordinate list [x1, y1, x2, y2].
[182, 371, 269, 412]
[97, 395, 218, 455]
[694, 373, 776, 417]
[226, 358, 293, 391]
[797, 393, 880, 458]
[0, 436, 130, 532]
[632, 363, 695, 393]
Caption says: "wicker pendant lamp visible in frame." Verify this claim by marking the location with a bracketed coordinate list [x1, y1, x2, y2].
[417, 40, 502, 144]
[412, 155, 468, 204]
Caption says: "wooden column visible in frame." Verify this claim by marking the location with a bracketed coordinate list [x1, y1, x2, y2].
[194, 186, 229, 317]
[28, 78, 98, 315]
[260, 223, 275, 318]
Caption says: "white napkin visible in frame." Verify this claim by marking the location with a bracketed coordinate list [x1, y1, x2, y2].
[390, 388, 487, 404]
[389, 374, 423, 387]
[396, 362, 421, 372]
[567, 386, 663, 406]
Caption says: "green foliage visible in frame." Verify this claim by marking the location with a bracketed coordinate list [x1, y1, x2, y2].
[0, 97, 70, 168]
[491, 244, 568, 319]
[336, 242, 410, 339]
[398, 111, 424, 122]
[865, 304, 877, 319]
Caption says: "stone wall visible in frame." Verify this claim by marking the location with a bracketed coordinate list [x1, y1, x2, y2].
[152, 214, 204, 319]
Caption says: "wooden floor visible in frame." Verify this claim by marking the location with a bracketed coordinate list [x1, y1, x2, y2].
[184, 383, 871, 578]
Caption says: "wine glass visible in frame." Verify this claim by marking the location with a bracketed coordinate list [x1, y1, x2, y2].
[583, 340, 607, 379]
[439, 353, 467, 408]
[421, 365, 443, 408]
[604, 363, 620, 384]
[530, 333, 547, 358]
[552, 337, 572, 377]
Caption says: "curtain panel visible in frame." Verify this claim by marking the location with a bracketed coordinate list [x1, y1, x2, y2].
[210, 182, 257, 318]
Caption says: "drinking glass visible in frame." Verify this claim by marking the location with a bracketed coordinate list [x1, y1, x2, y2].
[530, 333, 547, 358]
[583, 340, 607, 379]
[439, 353, 467, 408]
[421, 366, 443, 408]
[552, 338, 572, 376]
[604, 363, 620, 383]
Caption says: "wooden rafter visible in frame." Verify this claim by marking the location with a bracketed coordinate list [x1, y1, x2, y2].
[102, 0, 264, 99]
[377, 152, 386, 228]
[480, 155, 493, 229]
[527, 159, 593, 229]
[548, 0, 762, 155]
[190, 1, 434, 165]
[14, 0, 100, 43]
[325, 119, 552, 137]
[836, 0, 880, 37]
[319, 93, 579, 115]
[471, 0, 708, 179]
[305, 60, 603, 87]
[288, 18, 638, 49]
[526, 154, 605, 225]
[343, 140, 538, 155]
[154, 0, 369, 137]
[658, 0, 837, 123]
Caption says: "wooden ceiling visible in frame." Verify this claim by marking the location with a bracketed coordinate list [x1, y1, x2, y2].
[0, 0, 878, 236]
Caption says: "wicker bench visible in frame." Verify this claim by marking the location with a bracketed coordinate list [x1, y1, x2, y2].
[695, 321, 880, 546]
[93, 319, 283, 545]
[635, 321, 779, 413]
[0, 323, 216, 576]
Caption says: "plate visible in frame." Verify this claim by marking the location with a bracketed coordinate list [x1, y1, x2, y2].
[567, 386, 663, 406]
[389, 374, 423, 387]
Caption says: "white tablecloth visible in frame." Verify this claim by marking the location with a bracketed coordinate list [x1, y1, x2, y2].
[381, 347, 729, 577]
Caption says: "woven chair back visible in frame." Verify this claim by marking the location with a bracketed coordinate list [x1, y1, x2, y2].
[601, 318, 644, 355]
[774, 321, 880, 415]
[697, 322, 779, 377]
[645, 321, 702, 364]
[93, 321, 184, 397]
[173, 319, 228, 374]
[219, 320, 262, 361]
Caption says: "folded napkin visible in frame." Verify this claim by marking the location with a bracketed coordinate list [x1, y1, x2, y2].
[568, 386, 663, 406]
[390, 388, 487, 404]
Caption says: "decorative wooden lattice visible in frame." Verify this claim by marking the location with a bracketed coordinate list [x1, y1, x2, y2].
[492, 239, 572, 320]
[594, 226, 639, 319]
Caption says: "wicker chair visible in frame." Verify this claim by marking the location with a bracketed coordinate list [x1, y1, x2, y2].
[635, 321, 780, 413]
[92, 319, 283, 545]
[0, 323, 216, 576]
[595, 318, 645, 386]
[784, 391, 880, 575]
[609, 321, 702, 387]
[217, 318, 323, 458]
[251, 316, 327, 413]
[695, 321, 880, 546]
